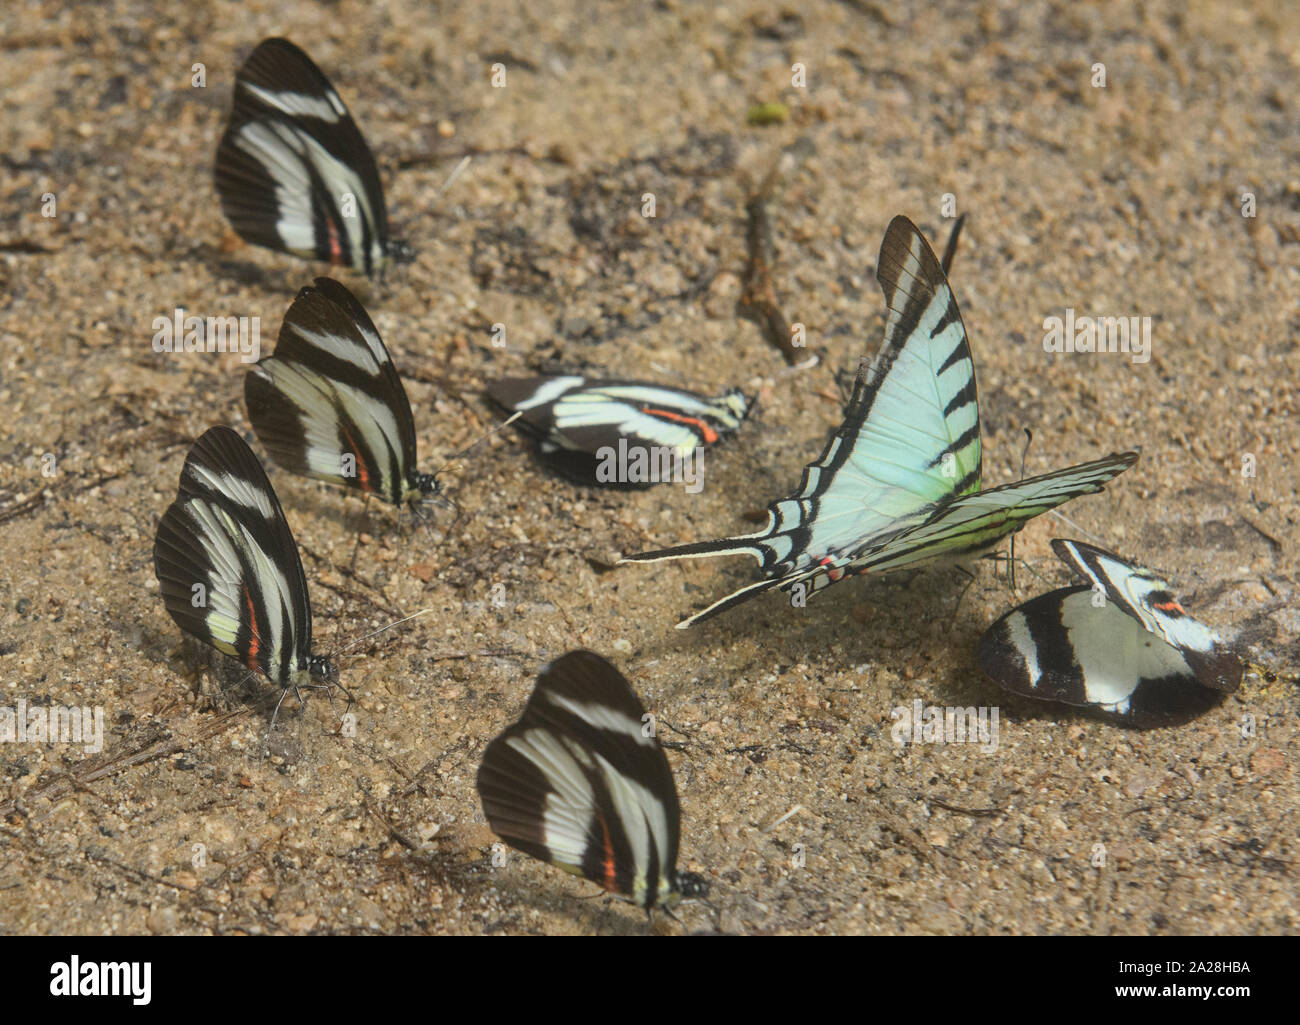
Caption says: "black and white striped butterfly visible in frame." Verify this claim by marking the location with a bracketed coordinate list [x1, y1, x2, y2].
[245, 277, 443, 511]
[623, 216, 1138, 627]
[978, 539, 1242, 726]
[477, 650, 708, 911]
[486, 375, 751, 488]
[215, 37, 406, 277]
[153, 426, 336, 697]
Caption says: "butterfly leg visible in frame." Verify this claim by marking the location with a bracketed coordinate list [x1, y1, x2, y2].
[440, 491, 465, 536]
[976, 546, 1013, 584]
[410, 495, 440, 543]
[950, 564, 979, 623]
[295, 684, 308, 751]
[982, 545, 1046, 595]
[1006, 428, 1035, 594]
[315, 676, 355, 734]
[262, 685, 294, 765]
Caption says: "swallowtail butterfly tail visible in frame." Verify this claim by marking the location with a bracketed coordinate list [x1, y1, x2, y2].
[477, 650, 708, 910]
[623, 216, 1138, 627]
[486, 375, 751, 488]
[245, 277, 442, 509]
[978, 539, 1242, 726]
[153, 426, 336, 691]
[215, 38, 405, 277]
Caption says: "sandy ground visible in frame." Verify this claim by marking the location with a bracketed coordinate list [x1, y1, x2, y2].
[0, 0, 1296, 935]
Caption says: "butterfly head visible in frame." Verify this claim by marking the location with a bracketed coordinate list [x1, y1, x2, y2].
[714, 388, 753, 427]
[407, 472, 456, 513]
[674, 870, 710, 903]
[366, 239, 413, 282]
[307, 654, 338, 684]
[384, 238, 415, 272]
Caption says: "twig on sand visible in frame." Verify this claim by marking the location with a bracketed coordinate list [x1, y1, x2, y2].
[0, 708, 253, 820]
[739, 138, 815, 365]
[940, 213, 966, 276]
[361, 792, 424, 852]
[0, 488, 46, 525]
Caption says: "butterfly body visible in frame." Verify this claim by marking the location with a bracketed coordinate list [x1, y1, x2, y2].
[153, 426, 334, 690]
[245, 277, 440, 511]
[215, 38, 400, 277]
[477, 650, 706, 911]
[488, 375, 751, 489]
[622, 217, 1137, 627]
[979, 540, 1242, 726]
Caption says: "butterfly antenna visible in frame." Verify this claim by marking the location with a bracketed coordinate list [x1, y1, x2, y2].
[435, 155, 472, 201]
[328, 607, 434, 663]
[940, 213, 967, 277]
[438, 410, 522, 469]
[380, 157, 470, 283]
[1046, 506, 1108, 545]
[430, 410, 522, 490]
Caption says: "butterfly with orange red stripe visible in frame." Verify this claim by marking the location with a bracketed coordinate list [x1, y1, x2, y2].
[978, 539, 1242, 726]
[153, 426, 336, 698]
[215, 38, 409, 278]
[245, 277, 445, 513]
[477, 650, 708, 911]
[487, 375, 751, 488]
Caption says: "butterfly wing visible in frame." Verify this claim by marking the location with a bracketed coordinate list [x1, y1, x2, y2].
[477, 651, 686, 909]
[153, 426, 313, 685]
[215, 38, 390, 276]
[622, 216, 982, 616]
[245, 277, 419, 506]
[488, 375, 751, 488]
[839, 452, 1139, 576]
[1050, 539, 1242, 692]
[714, 451, 1136, 627]
[978, 585, 1229, 727]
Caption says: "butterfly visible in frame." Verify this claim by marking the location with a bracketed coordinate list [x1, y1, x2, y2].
[978, 539, 1242, 726]
[486, 375, 751, 488]
[153, 426, 336, 698]
[622, 216, 1138, 627]
[245, 277, 444, 511]
[476, 650, 709, 911]
[215, 37, 406, 277]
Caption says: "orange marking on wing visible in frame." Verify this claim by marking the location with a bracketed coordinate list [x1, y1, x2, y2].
[598, 815, 617, 893]
[642, 408, 720, 445]
[339, 426, 374, 494]
[815, 555, 844, 581]
[1153, 600, 1185, 614]
[326, 217, 343, 265]
[243, 586, 261, 672]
